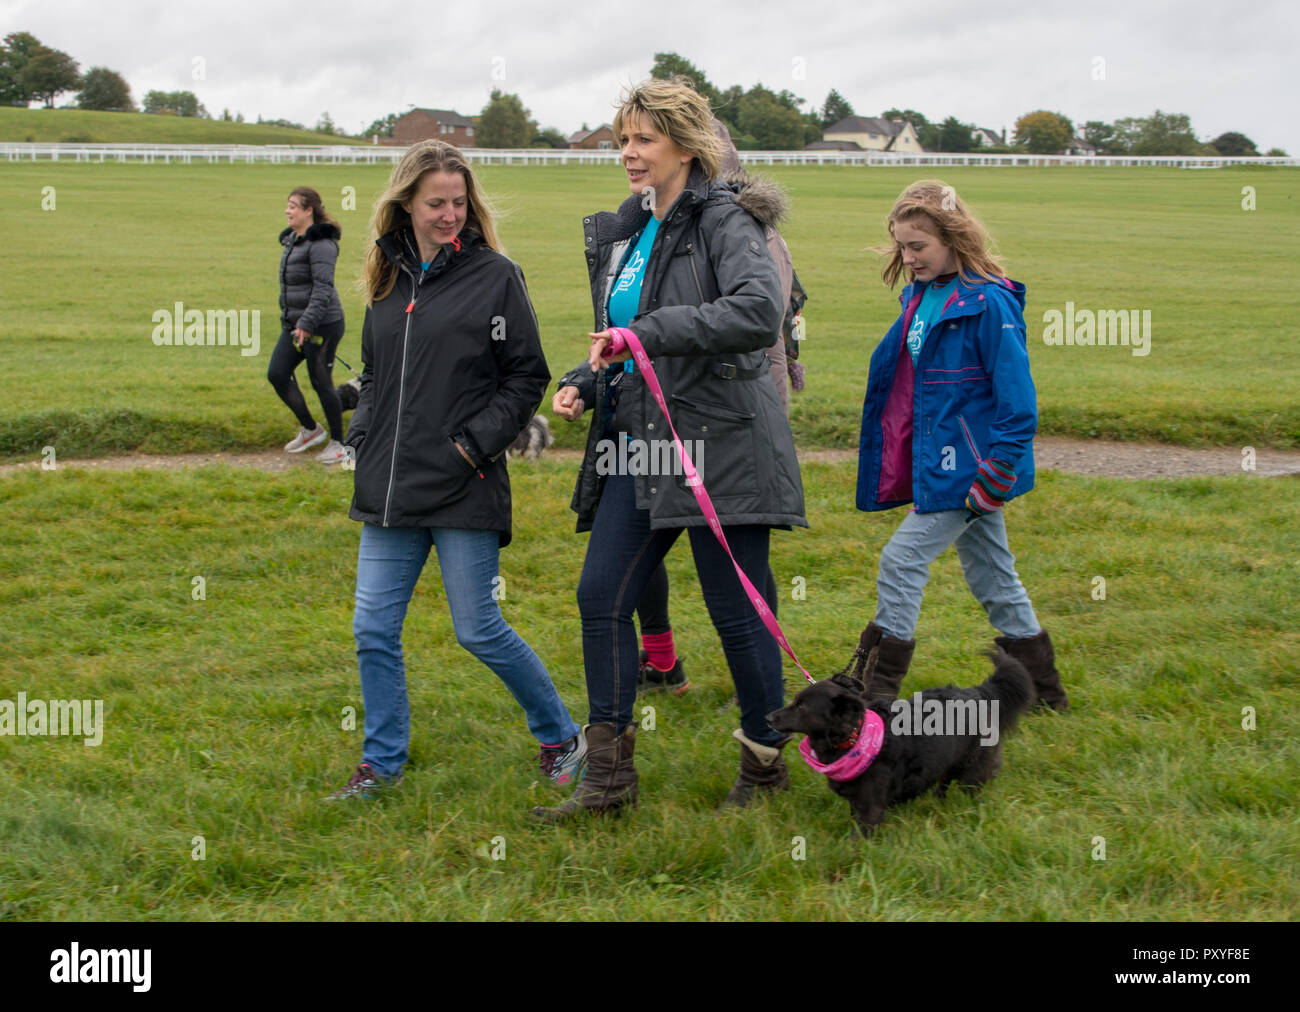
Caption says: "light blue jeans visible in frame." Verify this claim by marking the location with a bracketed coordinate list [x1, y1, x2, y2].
[874, 508, 1041, 641]
[353, 524, 579, 779]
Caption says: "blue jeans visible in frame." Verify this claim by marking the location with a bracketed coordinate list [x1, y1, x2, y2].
[874, 508, 1041, 641]
[353, 523, 579, 778]
[577, 474, 786, 746]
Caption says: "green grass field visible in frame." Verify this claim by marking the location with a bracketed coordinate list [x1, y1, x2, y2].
[0, 106, 353, 145]
[1, 461, 1295, 920]
[2, 163, 1298, 460]
[3, 160, 1297, 922]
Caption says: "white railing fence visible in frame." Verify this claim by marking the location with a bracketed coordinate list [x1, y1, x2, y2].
[2, 143, 1295, 168]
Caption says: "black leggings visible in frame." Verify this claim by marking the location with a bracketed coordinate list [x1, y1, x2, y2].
[268, 318, 346, 440]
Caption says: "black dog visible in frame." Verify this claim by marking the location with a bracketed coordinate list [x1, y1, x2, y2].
[768, 651, 1033, 837]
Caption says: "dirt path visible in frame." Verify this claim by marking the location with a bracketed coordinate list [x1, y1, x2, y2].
[4, 437, 1298, 479]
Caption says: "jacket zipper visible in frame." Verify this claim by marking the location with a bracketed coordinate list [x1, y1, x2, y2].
[957, 414, 984, 464]
[382, 269, 420, 526]
[686, 241, 704, 302]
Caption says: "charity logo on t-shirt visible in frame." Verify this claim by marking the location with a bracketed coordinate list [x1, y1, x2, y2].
[907, 314, 926, 361]
[612, 249, 645, 296]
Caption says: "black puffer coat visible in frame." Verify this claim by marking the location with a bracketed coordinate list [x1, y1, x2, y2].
[278, 221, 344, 333]
[345, 228, 549, 546]
[559, 167, 806, 533]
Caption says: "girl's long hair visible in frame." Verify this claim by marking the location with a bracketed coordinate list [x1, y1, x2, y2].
[361, 140, 501, 304]
[878, 180, 1005, 288]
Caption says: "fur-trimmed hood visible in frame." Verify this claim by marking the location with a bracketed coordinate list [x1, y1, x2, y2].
[721, 170, 789, 231]
[279, 221, 341, 244]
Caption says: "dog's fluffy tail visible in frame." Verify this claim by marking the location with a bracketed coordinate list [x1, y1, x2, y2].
[982, 649, 1034, 730]
[535, 414, 555, 450]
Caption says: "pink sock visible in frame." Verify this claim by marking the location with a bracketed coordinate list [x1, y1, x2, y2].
[642, 631, 677, 671]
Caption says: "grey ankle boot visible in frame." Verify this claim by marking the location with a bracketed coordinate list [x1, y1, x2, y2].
[721, 729, 790, 807]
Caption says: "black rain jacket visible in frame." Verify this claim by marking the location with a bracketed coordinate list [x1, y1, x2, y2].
[345, 227, 549, 546]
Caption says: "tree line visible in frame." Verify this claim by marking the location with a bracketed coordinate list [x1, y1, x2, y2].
[3, 34, 1283, 156]
[0, 31, 337, 133]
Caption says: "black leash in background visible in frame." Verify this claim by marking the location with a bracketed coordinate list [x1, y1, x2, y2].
[332, 353, 361, 381]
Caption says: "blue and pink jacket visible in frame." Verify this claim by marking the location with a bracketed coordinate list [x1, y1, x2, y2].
[856, 275, 1036, 514]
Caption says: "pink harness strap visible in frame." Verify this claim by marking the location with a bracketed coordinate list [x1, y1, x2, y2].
[605, 327, 814, 683]
[797, 710, 885, 781]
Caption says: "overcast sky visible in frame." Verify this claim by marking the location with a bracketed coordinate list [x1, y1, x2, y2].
[4, 0, 1295, 152]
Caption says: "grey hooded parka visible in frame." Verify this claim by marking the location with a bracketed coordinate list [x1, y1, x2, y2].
[560, 166, 806, 533]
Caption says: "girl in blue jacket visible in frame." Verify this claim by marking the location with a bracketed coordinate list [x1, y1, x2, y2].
[848, 180, 1068, 710]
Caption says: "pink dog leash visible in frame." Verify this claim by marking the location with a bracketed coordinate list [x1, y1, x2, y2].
[603, 327, 815, 684]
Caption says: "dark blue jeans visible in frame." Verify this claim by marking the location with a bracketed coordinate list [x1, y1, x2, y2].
[577, 474, 786, 745]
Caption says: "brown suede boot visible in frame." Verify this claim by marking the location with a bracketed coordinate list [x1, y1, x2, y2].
[720, 729, 790, 807]
[841, 621, 915, 703]
[531, 723, 638, 823]
[995, 629, 1069, 711]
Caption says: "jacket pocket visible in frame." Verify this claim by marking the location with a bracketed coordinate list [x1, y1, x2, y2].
[403, 437, 476, 515]
[668, 394, 758, 499]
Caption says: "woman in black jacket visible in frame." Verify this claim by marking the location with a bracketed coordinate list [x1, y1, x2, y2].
[324, 141, 585, 800]
[270, 187, 348, 464]
[535, 79, 807, 823]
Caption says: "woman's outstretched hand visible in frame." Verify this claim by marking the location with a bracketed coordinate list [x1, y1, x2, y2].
[588, 330, 632, 371]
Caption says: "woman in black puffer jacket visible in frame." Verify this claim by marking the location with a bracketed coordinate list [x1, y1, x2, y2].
[269, 186, 348, 464]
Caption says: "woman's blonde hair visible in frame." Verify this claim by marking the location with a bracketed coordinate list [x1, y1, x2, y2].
[361, 140, 501, 304]
[613, 76, 723, 181]
[878, 180, 1005, 289]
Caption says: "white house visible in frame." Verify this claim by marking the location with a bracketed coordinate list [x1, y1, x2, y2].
[822, 116, 925, 153]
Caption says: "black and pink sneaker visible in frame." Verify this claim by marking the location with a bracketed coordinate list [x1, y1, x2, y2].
[323, 762, 402, 801]
[637, 651, 690, 695]
[537, 732, 588, 787]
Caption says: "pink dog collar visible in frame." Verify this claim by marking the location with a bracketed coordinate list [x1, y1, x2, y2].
[799, 710, 884, 781]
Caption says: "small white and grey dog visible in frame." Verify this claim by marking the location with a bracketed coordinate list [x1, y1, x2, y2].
[508, 414, 554, 460]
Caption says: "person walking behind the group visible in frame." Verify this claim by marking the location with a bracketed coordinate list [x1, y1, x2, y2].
[270, 187, 349, 465]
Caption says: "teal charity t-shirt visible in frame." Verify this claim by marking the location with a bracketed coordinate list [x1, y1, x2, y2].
[608, 215, 661, 329]
[906, 278, 956, 364]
